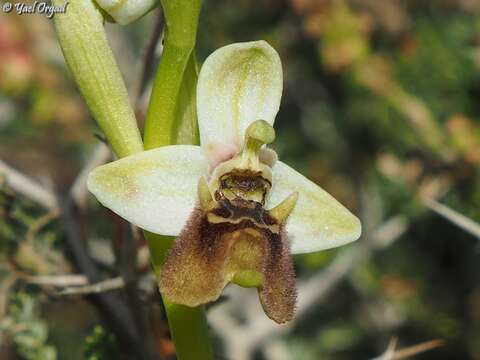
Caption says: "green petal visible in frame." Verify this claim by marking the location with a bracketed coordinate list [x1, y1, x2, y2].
[87, 145, 207, 235]
[268, 161, 362, 254]
[197, 41, 283, 165]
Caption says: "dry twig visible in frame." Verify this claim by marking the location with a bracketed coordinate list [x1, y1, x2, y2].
[0, 160, 58, 210]
[424, 198, 480, 239]
[22, 274, 88, 287]
[57, 276, 125, 296]
[372, 337, 444, 360]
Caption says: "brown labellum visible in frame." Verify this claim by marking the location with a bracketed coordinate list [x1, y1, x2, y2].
[159, 196, 297, 324]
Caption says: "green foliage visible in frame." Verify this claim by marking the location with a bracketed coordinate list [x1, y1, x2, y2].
[84, 326, 120, 360]
[1, 293, 57, 360]
[396, 17, 480, 120]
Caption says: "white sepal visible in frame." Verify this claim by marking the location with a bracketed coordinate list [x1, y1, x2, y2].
[197, 41, 283, 166]
[96, 0, 158, 25]
[87, 145, 207, 235]
[268, 161, 361, 254]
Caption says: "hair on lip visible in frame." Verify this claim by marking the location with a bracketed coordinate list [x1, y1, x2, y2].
[160, 198, 297, 324]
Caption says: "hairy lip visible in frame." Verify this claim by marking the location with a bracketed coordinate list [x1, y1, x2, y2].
[159, 198, 297, 323]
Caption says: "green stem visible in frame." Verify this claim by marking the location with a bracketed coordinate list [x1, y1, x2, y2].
[143, 1, 213, 359]
[52, 0, 143, 158]
[163, 302, 213, 360]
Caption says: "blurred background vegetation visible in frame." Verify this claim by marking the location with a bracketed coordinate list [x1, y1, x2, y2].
[1, 0, 480, 359]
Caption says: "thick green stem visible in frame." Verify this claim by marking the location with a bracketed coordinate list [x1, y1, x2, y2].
[52, 0, 143, 158]
[163, 302, 213, 360]
[143, 1, 213, 359]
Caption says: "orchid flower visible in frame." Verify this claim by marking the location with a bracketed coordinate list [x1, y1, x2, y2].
[87, 41, 361, 323]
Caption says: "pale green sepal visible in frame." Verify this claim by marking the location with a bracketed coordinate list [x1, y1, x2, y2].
[52, 0, 143, 158]
[269, 161, 361, 254]
[87, 145, 207, 235]
[96, 0, 158, 25]
[197, 41, 283, 164]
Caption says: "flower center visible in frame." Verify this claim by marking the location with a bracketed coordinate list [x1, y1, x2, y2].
[209, 120, 275, 204]
[216, 169, 271, 204]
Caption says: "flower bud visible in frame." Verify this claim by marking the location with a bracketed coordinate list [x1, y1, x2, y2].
[96, 0, 158, 25]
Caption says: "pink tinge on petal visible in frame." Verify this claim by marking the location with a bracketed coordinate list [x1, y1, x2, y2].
[205, 141, 239, 174]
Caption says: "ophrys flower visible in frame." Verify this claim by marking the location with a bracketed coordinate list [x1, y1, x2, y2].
[87, 41, 361, 323]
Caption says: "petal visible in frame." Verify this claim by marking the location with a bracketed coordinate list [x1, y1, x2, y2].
[268, 161, 362, 254]
[96, 0, 158, 25]
[197, 41, 283, 164]
[87, 145, 207, 235]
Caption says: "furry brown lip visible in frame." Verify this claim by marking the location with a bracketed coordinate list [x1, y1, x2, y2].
[160, 188, 297, 324]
